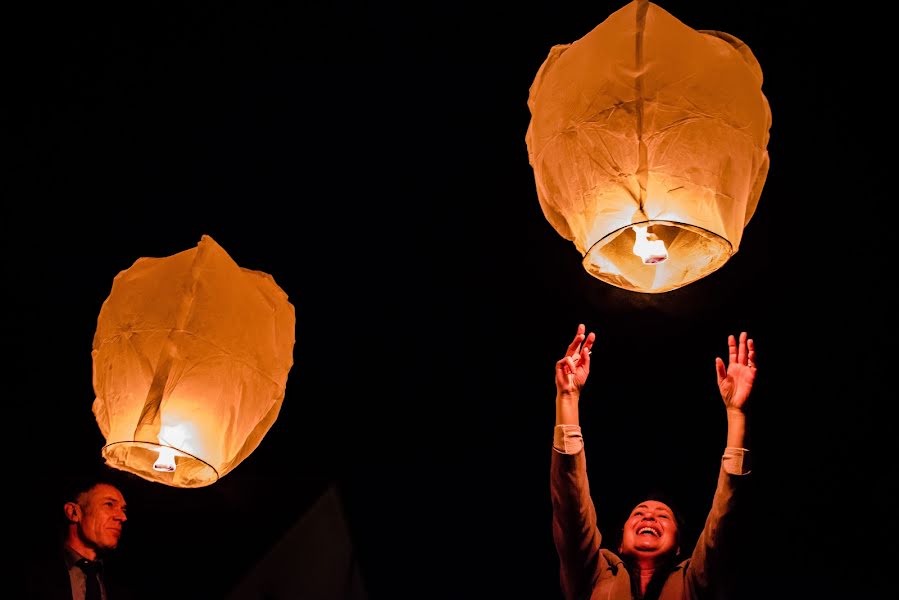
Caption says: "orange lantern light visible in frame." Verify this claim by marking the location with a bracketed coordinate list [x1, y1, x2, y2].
[526, 0, 771, 293]
[91, 235, 295, 488]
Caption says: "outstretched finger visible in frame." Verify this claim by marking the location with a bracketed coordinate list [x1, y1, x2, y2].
[715, 356, 727, 384]
[747, 338, 756, 369]
[737, 331, 748, 365]
[565, 324, 586, 357]
[727, 334, 737, 366]
[581, 331, 596, 367]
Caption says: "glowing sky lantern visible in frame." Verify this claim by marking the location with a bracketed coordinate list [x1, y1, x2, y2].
[526, 0, 771, 293]
[91, 235, 295, 488]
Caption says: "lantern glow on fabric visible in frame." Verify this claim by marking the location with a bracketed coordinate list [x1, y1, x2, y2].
[525, 0, 771, 293]
[91, 235, 295, 488]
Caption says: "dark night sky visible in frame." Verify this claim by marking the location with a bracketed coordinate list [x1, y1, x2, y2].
[9, 1, 893, 599]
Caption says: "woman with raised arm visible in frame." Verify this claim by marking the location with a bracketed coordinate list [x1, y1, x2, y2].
[551, 324, 756, 600]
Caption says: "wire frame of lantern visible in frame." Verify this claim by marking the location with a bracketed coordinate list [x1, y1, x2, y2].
[525, 0, 771, 293]
[91, 235, 295, 488]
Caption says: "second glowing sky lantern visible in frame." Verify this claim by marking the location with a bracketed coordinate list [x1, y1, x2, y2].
[91, 235, 295, 488]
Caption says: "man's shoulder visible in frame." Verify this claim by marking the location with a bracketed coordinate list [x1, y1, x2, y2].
[23, 545, 66, 574]
[21, 548, 70, 599]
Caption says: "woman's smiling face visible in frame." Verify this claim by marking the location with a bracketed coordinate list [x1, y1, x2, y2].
[619, 500, 679, 561]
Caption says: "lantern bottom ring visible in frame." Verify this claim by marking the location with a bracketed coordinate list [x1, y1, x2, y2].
[583, 220, 734, 294]
[103, 440, 220, 488]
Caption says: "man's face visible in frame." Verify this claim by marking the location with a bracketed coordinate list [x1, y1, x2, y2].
[74, 483, 128, 551]
[619, 500, 679, 561]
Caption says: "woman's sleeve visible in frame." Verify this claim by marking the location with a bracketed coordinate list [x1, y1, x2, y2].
[550, 428, 611, 600]
[684, 448, 752, 597]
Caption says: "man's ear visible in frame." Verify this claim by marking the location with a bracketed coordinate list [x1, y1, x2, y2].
[64, 501, 80, 523]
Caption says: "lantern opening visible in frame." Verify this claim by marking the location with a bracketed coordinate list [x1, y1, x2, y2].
[584, 220, 732, 294]
[103, 441, 219, 488]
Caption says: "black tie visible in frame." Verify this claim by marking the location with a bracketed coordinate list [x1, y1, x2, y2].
[76, 558, 102, 600]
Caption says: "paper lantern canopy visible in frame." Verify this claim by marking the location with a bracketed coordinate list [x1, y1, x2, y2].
[526, 0, 771, 293]
[91, 235, 295, 488]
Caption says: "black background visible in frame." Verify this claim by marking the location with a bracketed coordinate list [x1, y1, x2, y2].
[9, 1, 893, 598]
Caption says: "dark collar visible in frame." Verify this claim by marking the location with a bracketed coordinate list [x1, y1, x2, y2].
[63, 545, 104, 571]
